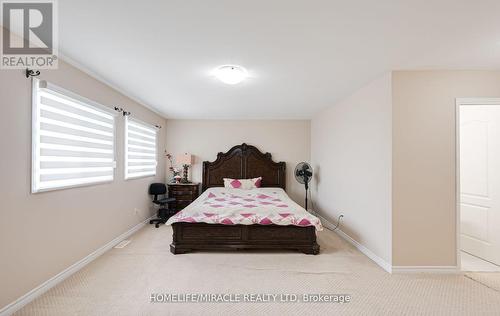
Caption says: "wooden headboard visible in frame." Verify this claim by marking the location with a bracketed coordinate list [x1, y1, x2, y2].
[202, 143, 286, 192]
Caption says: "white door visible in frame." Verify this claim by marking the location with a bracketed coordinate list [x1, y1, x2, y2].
[460, 105, 500, 265]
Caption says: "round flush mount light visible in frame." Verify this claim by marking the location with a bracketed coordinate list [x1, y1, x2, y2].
[213, 65, 248, 85]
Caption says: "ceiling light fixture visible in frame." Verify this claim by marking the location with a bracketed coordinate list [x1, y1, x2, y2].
[213, 65, 248, 85]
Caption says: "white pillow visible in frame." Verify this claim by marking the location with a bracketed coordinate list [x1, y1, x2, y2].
[223, 177, 262, 189]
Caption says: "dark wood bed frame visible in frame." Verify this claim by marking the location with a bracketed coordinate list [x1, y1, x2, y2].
[169, 143, 320, 255]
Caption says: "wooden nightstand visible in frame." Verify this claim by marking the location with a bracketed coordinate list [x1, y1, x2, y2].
[167, 183, 200, 211]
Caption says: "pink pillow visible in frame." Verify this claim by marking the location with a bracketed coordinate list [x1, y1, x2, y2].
[254, 177, 262, 188]
[223, 177, 262, 189]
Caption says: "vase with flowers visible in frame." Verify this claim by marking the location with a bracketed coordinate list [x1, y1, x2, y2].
[166, 153, 181, 183]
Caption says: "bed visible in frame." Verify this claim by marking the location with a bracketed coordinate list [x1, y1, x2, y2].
[167, 143, 321, 255]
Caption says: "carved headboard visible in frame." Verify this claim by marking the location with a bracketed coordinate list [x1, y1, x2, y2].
[202, 143, 286, 192]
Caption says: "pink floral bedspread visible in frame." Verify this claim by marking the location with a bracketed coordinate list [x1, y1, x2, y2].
[166, 187, 323, 231]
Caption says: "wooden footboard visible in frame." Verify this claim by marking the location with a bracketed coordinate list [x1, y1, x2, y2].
[170, 222, 320, 255]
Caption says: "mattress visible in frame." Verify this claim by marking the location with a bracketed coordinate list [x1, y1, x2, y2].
[166, 187, 323, 231]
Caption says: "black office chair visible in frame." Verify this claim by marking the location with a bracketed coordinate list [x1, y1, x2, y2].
[149, 183, 176, 228]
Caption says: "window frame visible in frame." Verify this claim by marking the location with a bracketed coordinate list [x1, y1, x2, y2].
[31, 78, 118, 193]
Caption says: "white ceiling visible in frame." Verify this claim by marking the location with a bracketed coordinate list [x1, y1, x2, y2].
[59, 0, 500, 119]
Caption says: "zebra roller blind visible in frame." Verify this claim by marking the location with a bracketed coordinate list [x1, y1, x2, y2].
[124, 117, 158, 179]
[32, 79, 116, 193]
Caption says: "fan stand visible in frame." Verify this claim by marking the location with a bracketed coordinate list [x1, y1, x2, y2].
[304, 176, 309, 211]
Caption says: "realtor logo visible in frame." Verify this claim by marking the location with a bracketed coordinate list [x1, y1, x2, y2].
[1, 0, 58, 69]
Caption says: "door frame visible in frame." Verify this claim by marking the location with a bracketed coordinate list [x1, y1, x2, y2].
[455, 98, 500, 271]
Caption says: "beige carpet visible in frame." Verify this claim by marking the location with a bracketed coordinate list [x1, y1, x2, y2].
[16, 226, 500, 316]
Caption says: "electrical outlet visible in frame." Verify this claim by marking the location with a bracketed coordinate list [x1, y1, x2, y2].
[134, 208, 140, 215]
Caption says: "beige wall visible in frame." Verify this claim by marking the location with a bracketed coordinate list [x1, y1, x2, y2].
[392, 70, 500, 266]
[0, 61, 166, 309]
[311, 73, 393, 263]
[165, 120, 310, 205]
[311, 70, 500, 268]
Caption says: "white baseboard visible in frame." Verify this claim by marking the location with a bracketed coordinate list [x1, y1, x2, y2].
[316, 214, 460, 274]
[0, 217, 153, 316]
[316, 214, 393, 273]
[392, 266, 459, 274]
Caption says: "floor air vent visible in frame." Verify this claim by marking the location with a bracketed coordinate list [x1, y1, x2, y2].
[114, 240, 131, 249]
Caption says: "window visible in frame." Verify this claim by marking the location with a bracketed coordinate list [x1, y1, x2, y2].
[32, 79, 116, 193]
[124, 117, 157, 179]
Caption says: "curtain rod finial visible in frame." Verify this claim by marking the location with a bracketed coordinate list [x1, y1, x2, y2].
[26, 68, 40, 78]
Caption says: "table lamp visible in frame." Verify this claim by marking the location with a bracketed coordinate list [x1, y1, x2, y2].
[177, 153, 193, 183]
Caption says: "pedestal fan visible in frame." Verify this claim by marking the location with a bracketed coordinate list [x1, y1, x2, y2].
[294, 162, 313, 210]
